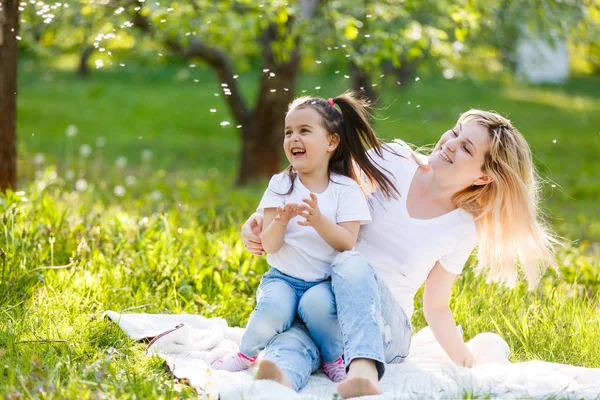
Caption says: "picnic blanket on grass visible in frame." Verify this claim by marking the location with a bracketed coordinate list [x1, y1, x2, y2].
[104, 311, 600, 399]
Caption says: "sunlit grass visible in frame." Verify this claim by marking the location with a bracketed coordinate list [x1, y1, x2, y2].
[504, 86, 600, 112]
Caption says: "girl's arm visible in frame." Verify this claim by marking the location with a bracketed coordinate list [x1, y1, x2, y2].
[260, 206, 298, 254]
[423, 262, 476, 367]
[312, 219, 360, 252]
[298, 193, 360, 251]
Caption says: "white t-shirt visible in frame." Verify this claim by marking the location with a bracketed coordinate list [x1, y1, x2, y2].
[257, 172, 371, 281]
[355, 142, 478, 319]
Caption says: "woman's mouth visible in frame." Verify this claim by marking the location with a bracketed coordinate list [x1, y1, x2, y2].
[438, 149, 453, 164]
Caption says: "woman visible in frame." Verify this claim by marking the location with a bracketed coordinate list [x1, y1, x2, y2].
[241, 109, 557, 398]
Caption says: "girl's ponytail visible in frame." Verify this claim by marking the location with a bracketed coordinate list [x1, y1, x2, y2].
[330, 92, 399, 199]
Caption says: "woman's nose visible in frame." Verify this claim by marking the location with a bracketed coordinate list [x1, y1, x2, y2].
[445, 138, 457, 152]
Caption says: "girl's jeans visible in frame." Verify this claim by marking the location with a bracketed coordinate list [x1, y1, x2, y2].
[262, 251, 412, 391]
[240, 268, 343, 363]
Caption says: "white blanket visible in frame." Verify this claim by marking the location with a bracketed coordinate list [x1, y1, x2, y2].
[104, 311, 600, 399]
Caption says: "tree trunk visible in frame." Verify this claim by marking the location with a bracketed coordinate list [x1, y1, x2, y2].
[236, 26, 301, 185]
[351, 62, 378, 104]
[78, 46, 94, 77]
[0, 0, 19, 191]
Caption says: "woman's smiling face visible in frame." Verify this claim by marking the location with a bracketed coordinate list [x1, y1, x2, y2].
[429, 121, 492, 187]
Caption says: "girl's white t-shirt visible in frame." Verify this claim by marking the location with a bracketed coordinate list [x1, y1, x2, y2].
[257, 172, 371, 282]
[355, 143, 478, 319]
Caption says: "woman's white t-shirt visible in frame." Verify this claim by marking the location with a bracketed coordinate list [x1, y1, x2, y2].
[257, 172, 371, 282]
[355, 143, 478, 319]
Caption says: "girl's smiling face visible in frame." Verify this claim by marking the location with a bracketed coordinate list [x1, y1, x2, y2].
[284, 107, 339, 175]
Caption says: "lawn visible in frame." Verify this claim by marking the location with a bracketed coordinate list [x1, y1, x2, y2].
[1, 61, 599, 398]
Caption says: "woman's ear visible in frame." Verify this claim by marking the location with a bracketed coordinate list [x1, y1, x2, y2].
[474, 174, 494, 186]
[328, 133, 341, 152]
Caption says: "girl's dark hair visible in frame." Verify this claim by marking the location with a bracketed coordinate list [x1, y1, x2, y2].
[281, 91, 399, 199]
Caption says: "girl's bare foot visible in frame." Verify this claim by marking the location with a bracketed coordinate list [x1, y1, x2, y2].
[254, 359, 291, 388]
[336, 359, 381, 398]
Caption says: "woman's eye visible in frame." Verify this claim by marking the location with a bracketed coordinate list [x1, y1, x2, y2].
[463, 145, 471, 155]
[452, 129, 458, 137]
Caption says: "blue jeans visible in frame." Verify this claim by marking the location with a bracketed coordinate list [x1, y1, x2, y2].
[262, 251, 412, 391]
[240, 268, 342, 363]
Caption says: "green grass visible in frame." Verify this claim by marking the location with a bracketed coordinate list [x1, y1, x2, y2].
[1, 61, 599, 398]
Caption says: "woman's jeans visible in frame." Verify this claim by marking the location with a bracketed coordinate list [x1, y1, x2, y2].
[262, 251, 412, 391]
[240, 268, 343, 363]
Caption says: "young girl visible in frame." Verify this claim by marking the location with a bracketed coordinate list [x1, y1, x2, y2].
[211, 92, 399, 382]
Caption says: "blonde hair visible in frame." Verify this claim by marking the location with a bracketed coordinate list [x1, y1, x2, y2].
[449, 110, 559, 288]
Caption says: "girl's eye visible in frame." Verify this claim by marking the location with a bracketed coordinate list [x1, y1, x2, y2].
[285, 131, 292, 136]
[463, 145, 471, 155]
[452, 129, 458, 137]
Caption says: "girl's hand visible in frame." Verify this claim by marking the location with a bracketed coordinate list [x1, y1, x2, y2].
[298, 193, 323, 227]
[274, 204, 299, 225]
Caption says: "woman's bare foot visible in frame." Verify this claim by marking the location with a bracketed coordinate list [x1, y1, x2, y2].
[254, 359, 291, 388]
[337, 359, 381, 398]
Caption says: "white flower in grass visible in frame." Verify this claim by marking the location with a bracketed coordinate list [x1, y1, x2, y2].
[115, 156, 127, 168]
[141, 149, 153, 161]
[151, 190, 162, 201]
[114, 185, 126, 197]
[96, 137, 107, 147]
[33, 153, 45, 165]
[65, 170, 76, 181]
[125, 175, 137, 186]
[66, 125, 78, 137]
[80, 144, 92, 157]
[76, 179, 88, 192]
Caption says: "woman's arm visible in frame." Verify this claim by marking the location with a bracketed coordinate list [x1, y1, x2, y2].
[423, 262, 475, 367]
[241, 212, 265, 255]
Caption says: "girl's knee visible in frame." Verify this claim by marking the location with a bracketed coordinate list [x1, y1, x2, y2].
[298, 288, 335, 322]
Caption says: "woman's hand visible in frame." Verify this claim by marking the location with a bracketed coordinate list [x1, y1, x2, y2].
[241, 213, 265, 256]
[298, 194, 324, 227]
[462, 352, 476, 368]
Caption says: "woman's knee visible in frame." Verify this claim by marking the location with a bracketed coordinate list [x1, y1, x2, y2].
[331, 250, 372, 282]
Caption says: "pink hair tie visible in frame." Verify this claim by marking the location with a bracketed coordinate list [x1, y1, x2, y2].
[328, 98, 335, 106]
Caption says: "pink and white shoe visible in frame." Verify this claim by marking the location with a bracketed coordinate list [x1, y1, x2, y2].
[211, 352, 258, 372]
[322, 357, 347, 382]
